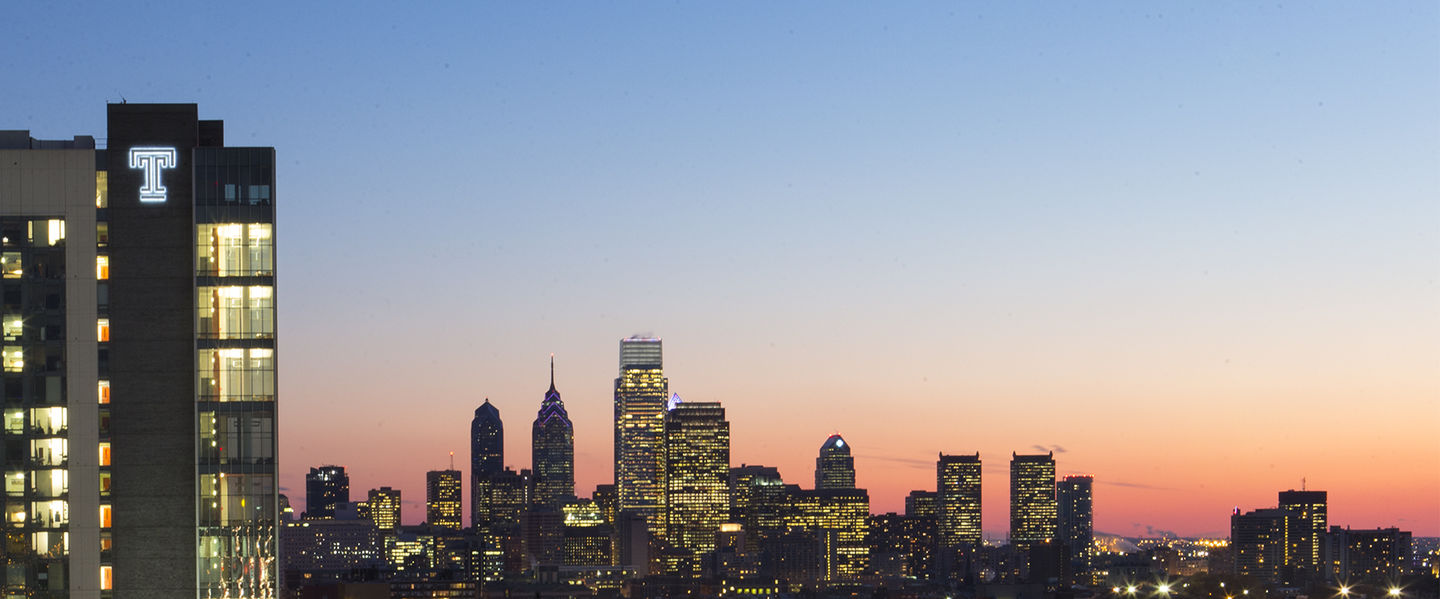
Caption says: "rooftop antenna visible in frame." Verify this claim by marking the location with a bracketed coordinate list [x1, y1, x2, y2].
[1302, 477, 1307, 491]
[449, 451, 454, 470]
[550, 353, 555, 386]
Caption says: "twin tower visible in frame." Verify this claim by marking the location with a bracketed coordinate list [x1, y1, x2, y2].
[469, 355, 575, 522]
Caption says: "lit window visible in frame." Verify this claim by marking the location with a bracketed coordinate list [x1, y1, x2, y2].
[1, 253, 19, 279]
[46, 220, 65, 246]
[96, 256, 108, 280]
[99, 443, 111, 467]
[97, 319, 109, 343]
[100, 505, 111, 528]
[95, 171, 108, 209]
[98, 380, 109, 404]
[2, 316, 20, 340]
[100, 565, 112, 590]
[2, 347, 21, 372]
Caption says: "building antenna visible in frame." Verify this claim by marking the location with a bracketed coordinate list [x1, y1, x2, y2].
[1302, 477, 1306, 491]
[449, 451, 454, 470]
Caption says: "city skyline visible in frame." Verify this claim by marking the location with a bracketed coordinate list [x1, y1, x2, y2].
[2, 3, 1434, 540]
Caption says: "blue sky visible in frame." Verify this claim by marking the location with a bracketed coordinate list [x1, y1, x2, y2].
[4, 3, 1436, 534]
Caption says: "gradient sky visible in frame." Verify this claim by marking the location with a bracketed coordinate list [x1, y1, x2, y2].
[3, 3, 1436, 538]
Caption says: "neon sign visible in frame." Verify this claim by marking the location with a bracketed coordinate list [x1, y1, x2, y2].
[128, 147, 177, 203]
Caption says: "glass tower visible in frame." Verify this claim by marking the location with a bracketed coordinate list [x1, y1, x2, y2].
[663, 401, 730, 564]
[531, 357, 574, 507]
[470, 399, 502, 527]
[937, 453, 982, 549]
[1009, 452, 1056, 549]
[814, 434, 855, 490]
[613, 336, 668, 536]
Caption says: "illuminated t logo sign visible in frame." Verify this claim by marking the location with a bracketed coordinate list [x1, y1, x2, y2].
[128, 147, 178, 203]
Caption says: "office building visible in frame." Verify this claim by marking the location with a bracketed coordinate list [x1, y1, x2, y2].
[4, 104, 286, 599]
[1231, 507, 1297, 584]
[814, 434, 855, 490]
[729, 465, 787, 553]
[784, 487, 870, 581]
[906, 490, 938, 519]
[613, 336, 668, 535]
[1009, 452, 1057, 549]
[531, 357, 574, 507]
[1278, 489, 1326, 580]
[663, 401, 730, 562]
[306, 465, 350, 519]
[368, 487, 402, 532]
[868, 513, 936, 579]
[1057, 475, 1094, 574]
[1324, 526, 1412, 584]
[470, 398, 502, 527]
[426, 470, 462, 530]
[938, 453, 982, 549]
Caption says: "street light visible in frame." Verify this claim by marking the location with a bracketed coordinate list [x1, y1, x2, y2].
[1339, 586, 1351, 597]
[1388, 588, 1402, 597]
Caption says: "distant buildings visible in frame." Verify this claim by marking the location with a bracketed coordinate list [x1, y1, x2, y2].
[938, 453, 983, 550]
[426, 469, 462, 529]
[531, 357, 574, 507]
[614, 336, 668, 535]
[814, 434, 855, 490]
[1325, 526, 1412, 584]
[1278, 489, 1327, 580]
[1058, 474, 1095, 573]
[1009, 452, 1057, 549]
[1232, 507, 1297, 583]
[307, 465, 351, 519]
[368, 487, 402, 532]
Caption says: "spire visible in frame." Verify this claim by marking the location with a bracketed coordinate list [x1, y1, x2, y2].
[549, 353, 556, 390]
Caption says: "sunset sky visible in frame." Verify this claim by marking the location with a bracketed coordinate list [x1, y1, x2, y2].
[3, 3, 1436, 537]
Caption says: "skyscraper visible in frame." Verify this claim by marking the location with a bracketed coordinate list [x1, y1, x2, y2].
[614, 336, 668, 535]
[532, 356, 574, 507]
[1009, 452, 1057, 549]
[1232, 507, 1297, 584]
[815, 434, 856, 490]
[471, 398, 503, 526]
[427, 469, 463, 529]
[1278, 489, 1327, 580]
[306, 465, 351, 519]
[937, 453, 982, 549]
[664, 401, 731, 562]
[730, 465, 787, 553]
[1057, 475, 1094, 574]
[368, 487, 402, 532]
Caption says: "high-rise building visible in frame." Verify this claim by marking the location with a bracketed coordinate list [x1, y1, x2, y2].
[906, 490, 938, 519]
[1057, 475, 1094, 574]
[0, 106, 281, 598]
[2, 131, 104, 599]
[664, 401, 731, 562]
[1278, 489, 1326, 580]
[814, 434, 855, 490]
[368, 487, 402, 532]
[614, 336, 668, 535]
[470, 398, 503, 528]
[1232, 507, 1297, 584]
[427, 469, 463, 529]
[1009, 452, 1057, 549]
[784, 487, 871, 581]
[1324, 526, 1412, 584]
[937, 453, 982, 549]
[306, 465, 350, 519]
[730, 465, 787, 553]
[531, 356, 574, 507]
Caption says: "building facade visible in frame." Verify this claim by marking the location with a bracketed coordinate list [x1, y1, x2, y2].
[305, 465, 349, 519]
[814, 434, 855, 490]
[1278, 489, 1327, 580]
[426, 470, 462, 529]
[937, 453, 982, 549]
[1057, 475, 1094, 574]
[470, 399, 502, 527]
[531, 357, 574, 507]
[663, 401, 730, 565]
[613, 336, 668, 536]
[368, 487, 402, 532]
[1231, 507, 1296, 584]
[1009, 452, 1056, 549]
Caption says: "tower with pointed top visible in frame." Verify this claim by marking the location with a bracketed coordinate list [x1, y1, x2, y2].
[471, 398, 504, 526]
[532, 356, 575, 507]
[815, 434, 856, 490]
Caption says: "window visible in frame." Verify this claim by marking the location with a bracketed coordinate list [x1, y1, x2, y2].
[197, 286, 273, 339]
[2, 316, 20, 340]
[100, 505, 111, 528]
[196, 223, 272, 276]
[99, 443, 111, 467]
[95, 171, 108, 209]
[198, 348, 275, 402]
[1, 253, 19, 278]
[96, 255, 109, 280]
[100, 565, 113, 590]
[97, 318, 109, 342]
[2, 346, 21, 372]
[98, 380, 110, 404]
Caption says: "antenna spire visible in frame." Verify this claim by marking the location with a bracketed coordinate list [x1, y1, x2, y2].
[550, 353, 555, 386]
[449, 451, 454, 470]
